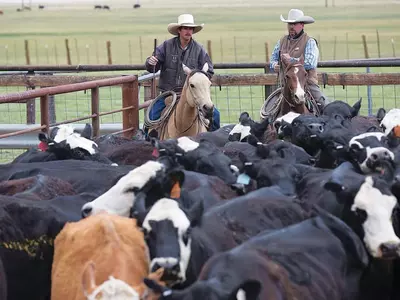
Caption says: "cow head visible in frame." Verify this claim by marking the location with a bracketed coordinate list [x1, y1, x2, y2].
[273, 111, 300, 141]
[143, 275, 261, 300]
[81, 156, 184, 218]
[238, 146, 300, 195]
[324, 161, 400, 259]
[155, 137, 239, 185]
[349, 132, 394, 174]
[38, 124, 98, 159]
[228, 112, 270, 143]
[290, 114, 326, 155]
[133, 197, 203, 286]
[379, 108, 400, 148]
[322, 98, 362, 120]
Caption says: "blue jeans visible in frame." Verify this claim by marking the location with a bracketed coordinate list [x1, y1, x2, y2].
[147, 96, 220, 131]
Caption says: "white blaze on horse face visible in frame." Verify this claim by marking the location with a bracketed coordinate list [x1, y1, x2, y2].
[293, 67, 305, 102]
[143, 198, 192, 284]
[81, 161, 164, 217]
[177, 137, 199, 152]
[380, 108, 400, 135]
[351, 176, 400, 258]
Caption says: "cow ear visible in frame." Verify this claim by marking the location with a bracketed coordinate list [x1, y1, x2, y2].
[351, 98, 362, 117]
[81, 261, 97, 297]
[81, 123, 93, 139]
[377, 107, 386, 124]
[186, 199, 203, 227]
[168, 170, 185, 199]
[38, 132, 48, 142]
[228, 279, 261, 300]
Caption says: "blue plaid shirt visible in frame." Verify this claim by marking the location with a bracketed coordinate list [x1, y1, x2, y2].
[270, 38, 319, 71]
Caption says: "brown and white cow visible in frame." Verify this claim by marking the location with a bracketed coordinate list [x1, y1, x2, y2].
[51, 213, 163, 300]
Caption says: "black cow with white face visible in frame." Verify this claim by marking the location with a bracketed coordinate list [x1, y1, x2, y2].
[132, 186, 310, 288]
[348, 131, 394, 174]
[228, 112, 270, 143]
[296, 161, 400, 260]
[144, 213, 369, 300]
[272, 111, 300, 141]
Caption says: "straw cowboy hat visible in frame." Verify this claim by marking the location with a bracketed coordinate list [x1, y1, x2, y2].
[280, 9, 315, 24]
[167, 14, 204, 36]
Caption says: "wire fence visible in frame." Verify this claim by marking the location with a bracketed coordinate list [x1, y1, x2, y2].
[0, 32, 398, 66]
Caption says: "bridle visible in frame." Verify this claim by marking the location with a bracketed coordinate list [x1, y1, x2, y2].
[282, 63, 308, 107]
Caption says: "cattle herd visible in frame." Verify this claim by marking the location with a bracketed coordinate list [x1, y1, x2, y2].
[1, 99, 400, 299]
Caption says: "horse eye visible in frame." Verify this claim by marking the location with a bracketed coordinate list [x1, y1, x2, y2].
[190, 83, 195, 88]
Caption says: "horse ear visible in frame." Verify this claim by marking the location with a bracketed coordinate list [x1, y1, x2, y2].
[182, 63, 192, 76]
[201, 62, 209, 73]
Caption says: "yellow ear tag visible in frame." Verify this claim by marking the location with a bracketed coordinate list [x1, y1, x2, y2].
[170, 181, 181, 199]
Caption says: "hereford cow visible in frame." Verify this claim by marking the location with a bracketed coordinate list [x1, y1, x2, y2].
[51, 213, 163, 300]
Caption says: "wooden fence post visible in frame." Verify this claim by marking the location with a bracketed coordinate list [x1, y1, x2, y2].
[91, 87, 100, 138]
[264, 42, 276, 98]
[24, 40, 30, 65]
[362, 35, 369, 59]
[106, 41, 112, 65]
[40, 95, 49, 134]
[26, 86, 35, 124]
[122, 80, 138, 138]
[65, 39, 72, 65]
[376, 29, 381, 58]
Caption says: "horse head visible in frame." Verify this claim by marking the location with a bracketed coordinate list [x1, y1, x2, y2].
[182, 63, 214, 119]
[282, 56, 307, 105]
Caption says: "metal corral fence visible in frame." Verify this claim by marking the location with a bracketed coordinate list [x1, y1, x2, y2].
[0, 58, 399, 162]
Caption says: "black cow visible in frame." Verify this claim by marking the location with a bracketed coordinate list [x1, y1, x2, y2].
[0, 192, 94, 300]
[0, 160, 133, 196]
[81, 156, 238, 218]
[94, 5, 102, 9]
[228, 112, 270, 143]
[103, 5, 110, 9]
[145, 213, 369, 300]
[154, 137, 239, 185]
[322, 98, 362, 120]
[132, 186, 310, 287]
[38, 5, 45, 9]
[192, 124, 235, 147]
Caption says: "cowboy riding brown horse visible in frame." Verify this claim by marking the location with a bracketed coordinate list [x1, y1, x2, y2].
[260, 55, 321, 123]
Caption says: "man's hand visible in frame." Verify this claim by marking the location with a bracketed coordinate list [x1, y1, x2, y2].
[148, 55, 158, 66]
[273, 64, 280, 73]
[281, 53, 291, 62]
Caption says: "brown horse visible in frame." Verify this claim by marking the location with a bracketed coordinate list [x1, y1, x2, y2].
[153, 63, 214, 140]
[260, 57, 320, 123]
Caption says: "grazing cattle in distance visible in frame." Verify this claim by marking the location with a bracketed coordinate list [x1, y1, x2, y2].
[102, 5, 110, 10]
[132, 186, 310, 287]
[0, 175, 76, 201]
[145, 213, 369, 300]
[133, 4, 141, 8]
[38, 5, 45, 9]
[52, 213, 163, 300]
[94, 5, 102, 9]
[0, 10, 4, 15]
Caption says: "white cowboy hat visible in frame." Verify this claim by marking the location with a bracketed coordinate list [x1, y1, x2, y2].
[280, 9, 315, 24]
[167, 14, 204, 36]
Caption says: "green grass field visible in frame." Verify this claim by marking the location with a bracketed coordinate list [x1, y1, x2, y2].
[0, 0, 399, 162]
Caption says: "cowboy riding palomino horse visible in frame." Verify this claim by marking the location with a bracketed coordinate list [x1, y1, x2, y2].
[260, 55, 321, 123]
[145, 62, 214, 140]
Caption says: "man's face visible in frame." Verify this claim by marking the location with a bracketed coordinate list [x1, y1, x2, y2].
[178, 26, 194, 42]
[287, 22, 304, 37]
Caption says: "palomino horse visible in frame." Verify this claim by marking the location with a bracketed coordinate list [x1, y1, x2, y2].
[150, 62, 214, 140]
[260, 58, 320, 123]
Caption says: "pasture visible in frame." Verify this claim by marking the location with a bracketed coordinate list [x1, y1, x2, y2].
[0, 0, 399, 162]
